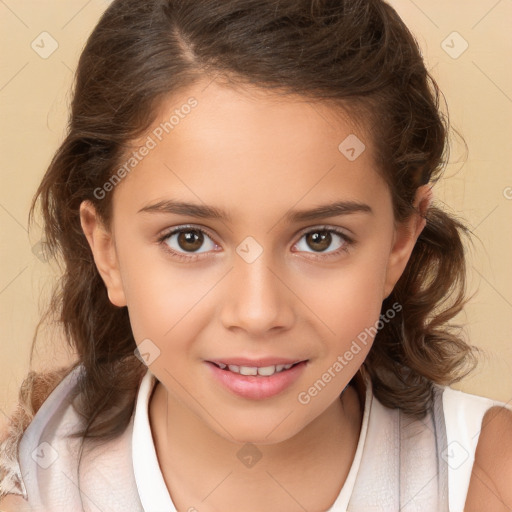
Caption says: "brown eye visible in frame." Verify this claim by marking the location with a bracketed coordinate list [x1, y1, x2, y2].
[294, 227, 352, 258]
[161, 226, 218, 257]
[305, 231, 332, 252]
[176, 230, 204, 252]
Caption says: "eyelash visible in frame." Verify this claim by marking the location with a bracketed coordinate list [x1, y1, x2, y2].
[157, 224, 354, 262]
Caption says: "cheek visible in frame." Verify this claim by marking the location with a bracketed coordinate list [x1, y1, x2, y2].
[304, 241, 392, 388]
[316, 250, 391, 339]
[115, 238, 197, 342]
[124, 270, 206, 343]
[119, 247, 225, 370]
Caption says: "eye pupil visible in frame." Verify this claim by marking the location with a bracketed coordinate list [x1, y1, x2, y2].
[178, 230, 204, 252]
[307, 231, 331, 252]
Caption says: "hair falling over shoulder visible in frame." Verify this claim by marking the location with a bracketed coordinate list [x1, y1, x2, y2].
[17, 0, 477, 443]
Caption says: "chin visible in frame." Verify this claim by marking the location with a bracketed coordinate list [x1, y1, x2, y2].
[212, 416, 306, 446]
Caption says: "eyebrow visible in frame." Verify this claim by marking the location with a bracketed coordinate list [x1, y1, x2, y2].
[137, 199, 373, 223]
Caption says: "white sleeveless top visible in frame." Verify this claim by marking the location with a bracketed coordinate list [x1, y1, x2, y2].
[1, 365, 509, 511]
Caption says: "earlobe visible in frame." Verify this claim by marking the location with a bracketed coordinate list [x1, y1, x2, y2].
[79, 200, 127, 307]
[382, 185, 433, 299]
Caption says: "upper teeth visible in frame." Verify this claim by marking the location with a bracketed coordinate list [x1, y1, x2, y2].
[216, 363, 295, 376]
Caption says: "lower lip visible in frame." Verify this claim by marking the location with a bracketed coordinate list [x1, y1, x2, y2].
[206, 361, 308, 400]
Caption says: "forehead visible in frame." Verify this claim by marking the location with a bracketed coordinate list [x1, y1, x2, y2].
[149, 79, 370, 158]
[111, 79, 388, 221]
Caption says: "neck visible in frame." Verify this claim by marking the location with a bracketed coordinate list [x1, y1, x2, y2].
[149, 375, 365, 512]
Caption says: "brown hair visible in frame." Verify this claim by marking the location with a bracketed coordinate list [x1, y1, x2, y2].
[22, 0, 477, 442]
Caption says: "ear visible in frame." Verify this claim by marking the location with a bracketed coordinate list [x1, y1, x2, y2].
[382, 185, 433, 299]
[79, 200, 127, 307]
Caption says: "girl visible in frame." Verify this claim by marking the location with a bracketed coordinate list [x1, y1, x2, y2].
[1, 0, 511, 510]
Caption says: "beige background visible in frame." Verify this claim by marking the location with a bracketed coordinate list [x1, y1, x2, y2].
[1, 0, 511, 430]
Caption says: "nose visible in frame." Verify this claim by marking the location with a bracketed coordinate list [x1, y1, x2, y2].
[219, 249, 296, 337]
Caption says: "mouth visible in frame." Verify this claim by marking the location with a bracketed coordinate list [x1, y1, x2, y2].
[205, 359, 309, 400]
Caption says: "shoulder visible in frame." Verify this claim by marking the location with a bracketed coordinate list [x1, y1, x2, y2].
[439, 385, 511, 511]
[464, 405, 512, 511]
[0, 365, 83, 503]
[440, 386, 512, 511]
[0, 494, 33, 511]
[441, 385, 508, 436]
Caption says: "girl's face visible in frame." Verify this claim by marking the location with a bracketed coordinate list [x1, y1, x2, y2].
[81, 79, 426, 444]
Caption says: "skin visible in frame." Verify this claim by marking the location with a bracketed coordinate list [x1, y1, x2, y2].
[0, 495, 33, 511]
[464, 406, 512, 511]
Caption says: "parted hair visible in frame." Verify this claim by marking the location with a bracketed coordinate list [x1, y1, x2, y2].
[20, 0, 477, 443]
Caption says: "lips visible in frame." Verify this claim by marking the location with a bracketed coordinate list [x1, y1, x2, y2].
[205, 359, 309, 400]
